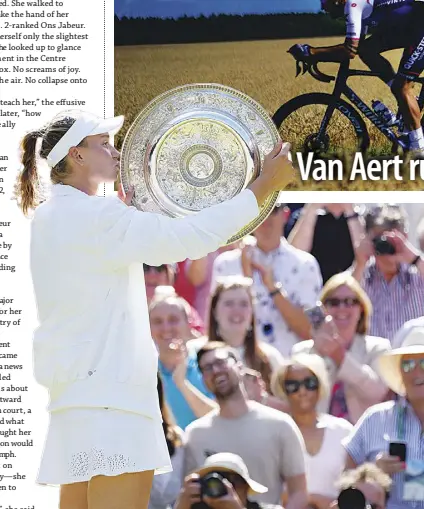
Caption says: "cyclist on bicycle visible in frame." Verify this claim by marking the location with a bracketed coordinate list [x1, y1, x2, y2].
[290, 0, 424, 155]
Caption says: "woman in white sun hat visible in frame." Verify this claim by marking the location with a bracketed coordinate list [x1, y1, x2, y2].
[14, 110, 294, 509]
[175, 452, 269, 509]
[343, 327, 424, 509]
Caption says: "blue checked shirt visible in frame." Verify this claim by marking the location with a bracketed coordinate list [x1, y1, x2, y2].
[362, 261, 424, 343]
[343, 398, 424, 509]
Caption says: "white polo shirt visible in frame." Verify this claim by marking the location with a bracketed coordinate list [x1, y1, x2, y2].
[30, 184, 259, 417]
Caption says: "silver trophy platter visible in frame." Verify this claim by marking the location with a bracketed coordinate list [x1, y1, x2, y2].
[120, 83, 281, 244]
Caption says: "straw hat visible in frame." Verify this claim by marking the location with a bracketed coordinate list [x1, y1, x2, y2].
[195, 453, 268, 495]
[270, 353, 330, 402]
[378, 327, 424, 396]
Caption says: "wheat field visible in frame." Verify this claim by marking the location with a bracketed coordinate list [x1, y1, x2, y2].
[114, 38, 424, 191]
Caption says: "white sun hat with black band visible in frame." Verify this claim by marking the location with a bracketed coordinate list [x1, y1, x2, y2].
[46, 111, 124, 168]
[378, 327, 424, 396]
[194, 452, 268, 495]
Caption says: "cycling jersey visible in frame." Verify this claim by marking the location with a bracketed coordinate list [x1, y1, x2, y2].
[344, 0, 417, 40]
[344, 0, 424, 80]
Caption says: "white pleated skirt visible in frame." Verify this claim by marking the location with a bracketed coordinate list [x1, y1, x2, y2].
[37, 407, 172, 486]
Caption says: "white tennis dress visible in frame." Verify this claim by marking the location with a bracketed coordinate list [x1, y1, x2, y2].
[31, 184, 259, 485]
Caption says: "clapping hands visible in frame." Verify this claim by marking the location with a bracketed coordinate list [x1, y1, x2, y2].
[312, 316, 346, 366]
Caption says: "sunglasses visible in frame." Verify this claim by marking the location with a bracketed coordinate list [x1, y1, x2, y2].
[401, 358, 424, 373]
[284, 376, 319, 394]
[143, 264, 167, 273]
[324, 297, 360, 308]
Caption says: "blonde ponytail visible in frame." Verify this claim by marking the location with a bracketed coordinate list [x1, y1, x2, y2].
[15, 130, 44, 216]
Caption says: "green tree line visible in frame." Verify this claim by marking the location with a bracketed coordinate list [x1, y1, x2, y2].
[114, 13, 345, 46]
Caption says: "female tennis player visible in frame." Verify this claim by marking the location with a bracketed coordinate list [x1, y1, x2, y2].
[14, 110, 294, 509]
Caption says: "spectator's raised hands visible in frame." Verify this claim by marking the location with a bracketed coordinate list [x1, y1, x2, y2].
[355, 235, 374, 267]
[175, 474, 202, 509]
[171, 340, 188, 388]
[375, 452, 406, 476]
[203, 478, 245, 509]
[252, 261, 276, 292]
[241, 245, 276, 291]
[312, 316, 346, 365]
[241, 244, 255, 279]
[383, 230, 420, 265]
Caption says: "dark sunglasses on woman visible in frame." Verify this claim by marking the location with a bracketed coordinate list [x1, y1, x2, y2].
[324, 297, 360, 308]
[284, 375, 319, 394]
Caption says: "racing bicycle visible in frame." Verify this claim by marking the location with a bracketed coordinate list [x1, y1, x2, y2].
[272, 57, 424, 156]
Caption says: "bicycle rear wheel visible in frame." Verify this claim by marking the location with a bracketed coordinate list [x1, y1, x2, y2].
[273, 93, 370, 156]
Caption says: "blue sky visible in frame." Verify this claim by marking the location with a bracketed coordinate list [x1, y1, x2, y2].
[115, 0, 322, 18]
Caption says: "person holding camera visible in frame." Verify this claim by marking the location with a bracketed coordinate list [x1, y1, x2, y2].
[184, 343, 308, 509]
[175, 453, 281, 509]
[334, 463, 392, 509]
[343, 327, 424, 509]
[352, 204, 424, 343]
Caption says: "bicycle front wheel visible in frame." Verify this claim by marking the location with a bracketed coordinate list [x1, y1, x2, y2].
[273, 93, 370, 156]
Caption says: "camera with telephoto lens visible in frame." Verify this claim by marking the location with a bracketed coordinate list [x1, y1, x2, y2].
[191, 473, 229, 509]
[372, 235, 396, 256]
[338, 488, 374, 509]
[200, 473, 228, 498]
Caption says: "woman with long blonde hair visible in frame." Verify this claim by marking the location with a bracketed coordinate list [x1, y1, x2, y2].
[293, 272, 391, 423]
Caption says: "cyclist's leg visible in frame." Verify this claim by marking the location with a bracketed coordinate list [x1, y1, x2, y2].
[358, 6, 413, 85]
[392, 72, 422, 132]
[357, 33, 397, 85]
[391, 5, 424, 149]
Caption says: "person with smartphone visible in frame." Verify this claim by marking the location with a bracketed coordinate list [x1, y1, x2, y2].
[342, 327, 424, 509]
[351, 204, 424, 343]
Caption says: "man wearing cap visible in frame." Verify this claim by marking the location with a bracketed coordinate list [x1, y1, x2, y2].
[342, 327, 424, 509]
[175, 453, 281, 509]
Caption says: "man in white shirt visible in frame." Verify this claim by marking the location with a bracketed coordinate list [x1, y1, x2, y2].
[211, 204, 322, 356]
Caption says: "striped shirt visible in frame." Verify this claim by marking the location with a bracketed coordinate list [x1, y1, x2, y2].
[362, 261, 424, 342]
[343, 399, 424, 509]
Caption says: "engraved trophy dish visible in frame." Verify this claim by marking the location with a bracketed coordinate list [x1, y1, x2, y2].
[120, 83, 281, 244]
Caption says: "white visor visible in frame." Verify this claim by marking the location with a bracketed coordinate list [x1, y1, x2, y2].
[46, 111, 124, 168]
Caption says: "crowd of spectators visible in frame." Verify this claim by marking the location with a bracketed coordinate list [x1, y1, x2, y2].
[146, 203, 424, 509]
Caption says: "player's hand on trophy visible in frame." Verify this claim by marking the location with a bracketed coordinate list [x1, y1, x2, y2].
[248, 140, 295, 206]
[117, 183, 135, 205]
[262, 140, 294, 191]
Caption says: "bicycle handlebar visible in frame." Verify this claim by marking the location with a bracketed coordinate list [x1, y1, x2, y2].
[294, 59, 335, 83]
